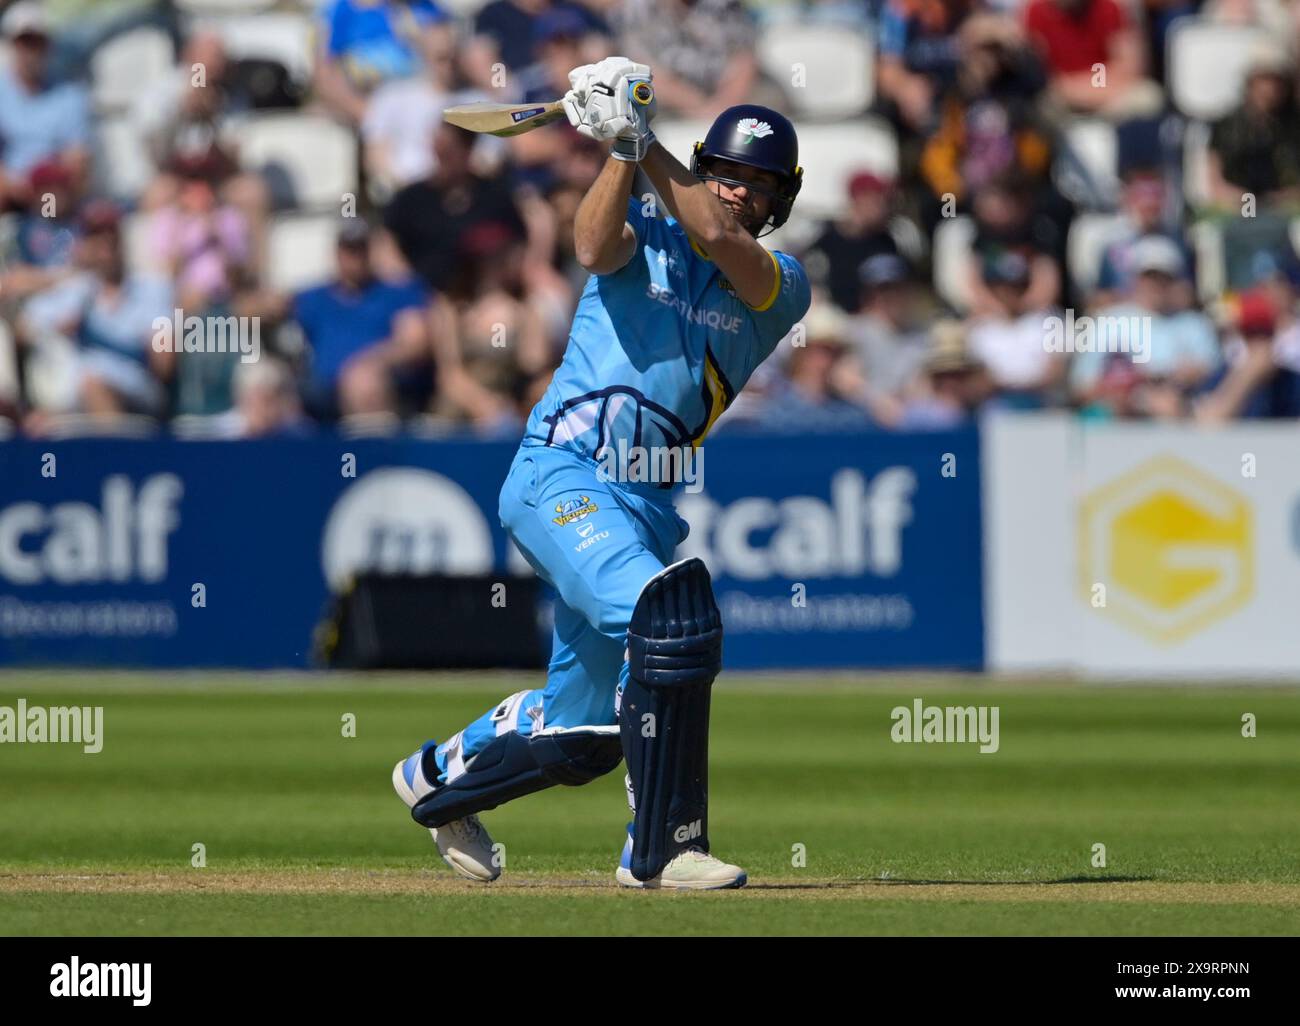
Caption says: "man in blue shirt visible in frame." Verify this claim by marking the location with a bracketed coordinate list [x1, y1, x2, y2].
[0, 3, 91, 212]
[314, 0, 451, 124]
[394, 58, 811, 890]
[292, 219, 430, 420]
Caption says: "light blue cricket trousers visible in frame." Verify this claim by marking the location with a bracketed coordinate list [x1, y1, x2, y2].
[428, 443, 688, 782]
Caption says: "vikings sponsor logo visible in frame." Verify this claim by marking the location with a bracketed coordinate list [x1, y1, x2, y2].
[552, 495, 599, 526]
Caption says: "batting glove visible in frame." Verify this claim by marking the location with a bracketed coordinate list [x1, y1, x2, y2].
[573, 73, 656, 158]
[610, 78, 657, 162]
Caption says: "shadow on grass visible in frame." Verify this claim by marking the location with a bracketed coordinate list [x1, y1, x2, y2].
[745, 875, 1154, 891]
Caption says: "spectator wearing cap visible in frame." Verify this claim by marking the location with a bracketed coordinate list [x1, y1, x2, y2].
[141, 150, 258, 419]
[1022, 0, 1162, 120]
[503, 9, 595, 193]
[289, 220, 432, 421]
[1071, 235, 1221, 418]
[0, 161, 82, 304]
[802, 171, 905, 315]
[842, 253, 929, 405]
[315, 0, 455, 126]
[966, 173, 1062, 318]
[1092, 166, 1195, 311]
[467, 0, 608, 92]
[384, 122, 529, 294]
[148, 153, 252, 314]
[134, 32, 270, 278]
[899, 319, 992, 428]
[759, 302, 876, 432]
[966, 250, 1065, 407]
[1251, 246, 1300, 374]
[17, 201, 174, 424]
[0, 2, 91, 213]
[1197, 288, 1300, 421]
[1207, 42, 1300, 211]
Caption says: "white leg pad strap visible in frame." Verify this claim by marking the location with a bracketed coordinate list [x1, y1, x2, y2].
[443, 730, 467, 783]
[491, 690, 531, 737]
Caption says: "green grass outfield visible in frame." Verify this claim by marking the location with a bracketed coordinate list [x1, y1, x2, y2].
[1, 672, 1298, 936]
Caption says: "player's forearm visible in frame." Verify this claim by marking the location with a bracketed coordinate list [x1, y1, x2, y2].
[573, 156, 636, 268]
[641, 142, 778, 306]
[639, 142, 733, 247]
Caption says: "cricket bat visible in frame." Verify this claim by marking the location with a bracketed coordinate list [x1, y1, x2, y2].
[443, 81, 655, 138]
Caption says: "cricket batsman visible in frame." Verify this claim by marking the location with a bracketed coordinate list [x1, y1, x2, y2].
[393, 57, 810, 889]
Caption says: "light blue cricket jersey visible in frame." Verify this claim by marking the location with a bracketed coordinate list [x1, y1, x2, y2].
[524, 196, 811, 472]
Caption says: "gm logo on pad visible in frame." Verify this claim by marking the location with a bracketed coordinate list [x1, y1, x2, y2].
[1079, 456, 1252, 643]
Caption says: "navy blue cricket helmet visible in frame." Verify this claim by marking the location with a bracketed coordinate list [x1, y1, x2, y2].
[690, 104, 802, 236]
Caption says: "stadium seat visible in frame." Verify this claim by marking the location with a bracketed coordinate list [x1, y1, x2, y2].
[95, 117, 156, 201]
[90, 27, 174, 111]
[1181, 119, 1212, 209]
[238, 113, 358, 211]
[1061, 118, 1119, 209]
[265, 213, 339, 292]
[932, 215, 976, 312]
[756, 22, 874, 119]
[1188, 220, 1226, 302]
[652, 116, 898, 220]
[1166, 19, 1270, 121]
[1066, 212, 1130, 296]
[790, 119, 898, 217]
[195, 11, 315, 85]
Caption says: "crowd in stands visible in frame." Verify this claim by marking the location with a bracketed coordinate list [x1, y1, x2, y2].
[2, 0, 1299, 441]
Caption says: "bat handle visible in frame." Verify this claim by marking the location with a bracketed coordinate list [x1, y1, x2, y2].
[628, 79, 655, 110]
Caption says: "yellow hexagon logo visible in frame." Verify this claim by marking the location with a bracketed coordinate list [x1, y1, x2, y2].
[1079, 455, 1253, 643]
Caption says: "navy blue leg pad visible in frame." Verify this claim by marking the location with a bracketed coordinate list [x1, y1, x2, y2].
[411, 727, 623, 828]
[620, 558, 722, 881]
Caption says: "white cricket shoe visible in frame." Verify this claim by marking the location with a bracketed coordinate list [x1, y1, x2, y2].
[392, 746, 500, 883]
[615, 823, 748, 890]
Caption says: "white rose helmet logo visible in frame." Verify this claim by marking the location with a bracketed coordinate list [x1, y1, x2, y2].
[737, 118, 773, 141]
